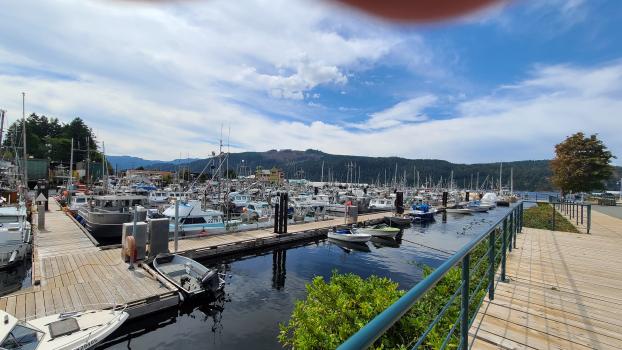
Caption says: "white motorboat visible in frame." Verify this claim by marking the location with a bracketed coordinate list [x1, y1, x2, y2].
[368, 198, 395, 210]
[356, 224, 400, 239]
[0, 205, 32, 269]
[327, 228, 371, 243]
[153, 253, 224, 297]
[479, 193, 498, 209]
[0, 307, 128, 350]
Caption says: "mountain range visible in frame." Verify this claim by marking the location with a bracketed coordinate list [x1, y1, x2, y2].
[111, 149, 621, 191]
[106, 155, 199, 171]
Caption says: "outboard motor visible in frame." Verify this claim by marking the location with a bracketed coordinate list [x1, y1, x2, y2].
[201, 270, 219, 291]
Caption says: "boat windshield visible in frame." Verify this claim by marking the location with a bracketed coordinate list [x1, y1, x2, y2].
[1, 323, 43, 350]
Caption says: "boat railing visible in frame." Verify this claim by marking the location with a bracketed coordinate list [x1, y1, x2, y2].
[21, 302, 128, 322]
[338, 202, 524, 350]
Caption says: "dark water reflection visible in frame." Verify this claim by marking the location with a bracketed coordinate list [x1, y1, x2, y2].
[98, 206, 513, 350]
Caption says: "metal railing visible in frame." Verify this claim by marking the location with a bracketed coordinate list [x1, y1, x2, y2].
[338, 202, 524, 350]
[522, 200, 591, 234]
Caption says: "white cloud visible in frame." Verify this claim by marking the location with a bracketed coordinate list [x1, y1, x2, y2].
[353, 95, 436, 129]
[0, 0, 619, 166]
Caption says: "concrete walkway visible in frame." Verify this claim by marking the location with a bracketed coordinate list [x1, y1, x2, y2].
[469, 209, 622, 349]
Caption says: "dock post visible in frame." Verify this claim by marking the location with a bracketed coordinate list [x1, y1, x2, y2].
[581, 205, 584, 225]
[274, 202, 280, 233]
[501, 219, 507, 282]
[174, 199, 179, 253]
[488, 229, 495, 300]
[37, 204, 45, 230]
[465, 191, 470, 202]
[442, 192, 448, 207]
[460, 253, 470, 349]
[283, 192, 288, 233]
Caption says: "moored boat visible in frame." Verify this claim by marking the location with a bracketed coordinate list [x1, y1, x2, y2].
[153, 253, 224, 298]
[356, 224, 400, 239]
[327, 228, 371, 243]
[0, 307, 128, 350]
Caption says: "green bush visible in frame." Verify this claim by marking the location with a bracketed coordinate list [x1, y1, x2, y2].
[278, 233, 499, 350]
[523, 203, 579, 233]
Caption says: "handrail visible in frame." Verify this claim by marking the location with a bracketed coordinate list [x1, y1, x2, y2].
[338, 202, 523, 350]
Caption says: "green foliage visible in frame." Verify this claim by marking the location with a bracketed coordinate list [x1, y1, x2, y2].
[3, 113, 100, 163]
[279, 233, 500, 350]
[523, 203, 579, 233]
[551, 132, 616, 194]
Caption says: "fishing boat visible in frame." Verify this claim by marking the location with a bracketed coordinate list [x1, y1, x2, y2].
[162, 200, 243, 235]
[0, 307, 128, 350]
[356, 224, 400, 239]
[153, 253, 224, 298]
[445, 205, 473, 214]
[479, 193, 497, 209]
[77, 194, 148, 241]
[465, 201, 490, 212]
[327, 228, 371, 243]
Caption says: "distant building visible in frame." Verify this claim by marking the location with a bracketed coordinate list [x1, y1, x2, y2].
[125, 169, 173, 184]
[255, 167, 284, 184]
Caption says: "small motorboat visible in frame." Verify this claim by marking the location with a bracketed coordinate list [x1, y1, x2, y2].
[153, 253, 224, 297]
[327, 228, 372, 243]
[0, 307, 128, 350]
[408, 203, 437, 222]
[383, 216, 412, 228]
[356, 224, 400, 239]
[445, 205, 473, 214]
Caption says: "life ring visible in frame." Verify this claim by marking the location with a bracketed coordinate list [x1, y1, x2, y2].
[126, 235, 136, 261]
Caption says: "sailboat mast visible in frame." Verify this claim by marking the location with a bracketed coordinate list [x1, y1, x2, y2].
[22, 92, 28, 190]
[499, 162, 503, 193]
[69, 138, 74, 188]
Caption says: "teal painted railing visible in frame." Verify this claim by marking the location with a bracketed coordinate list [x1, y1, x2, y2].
[338, 202, 524, 350]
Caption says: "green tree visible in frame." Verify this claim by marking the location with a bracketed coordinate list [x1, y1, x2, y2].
[550, 132, 615, 195]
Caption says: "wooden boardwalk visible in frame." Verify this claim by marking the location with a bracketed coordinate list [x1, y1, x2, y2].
[0, 199, 389, 321]
[470, 209, 622, 349]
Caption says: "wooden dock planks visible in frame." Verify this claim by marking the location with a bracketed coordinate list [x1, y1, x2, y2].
[470, 209, 622, 349]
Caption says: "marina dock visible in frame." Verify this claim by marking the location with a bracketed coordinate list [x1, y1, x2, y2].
[0, 199, 388, 321]
[470, 209, 622, 349]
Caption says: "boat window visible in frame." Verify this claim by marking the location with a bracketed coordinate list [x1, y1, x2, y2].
[1, 324, 42, 350]
[248, 205, 255, 210]
[0, 216, 19, 223]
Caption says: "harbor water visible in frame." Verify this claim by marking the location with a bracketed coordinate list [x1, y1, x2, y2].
[97, 206, 514, 350]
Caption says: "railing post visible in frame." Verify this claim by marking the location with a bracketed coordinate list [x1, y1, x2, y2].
[488, 230, 495, 300]
[587, 204, 591, 234]
[512, 207, 517, 249]
[508, 212, 513, 252]
[461, 253, 470, 349]
[501, 218, 507, 282]
[552, 203, 556, 231]
[581, 205, 584, 225]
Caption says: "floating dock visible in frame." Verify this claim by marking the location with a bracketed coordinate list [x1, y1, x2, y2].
[470, 209, 622, 349]
[0, 200, 388, 321]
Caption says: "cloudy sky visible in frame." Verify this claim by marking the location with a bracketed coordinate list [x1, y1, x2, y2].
[0, 0, 621, 164]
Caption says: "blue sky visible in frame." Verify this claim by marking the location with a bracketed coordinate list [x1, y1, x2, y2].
[0, 0, 621, 164]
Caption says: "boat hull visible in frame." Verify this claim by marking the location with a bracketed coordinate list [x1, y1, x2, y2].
[327, 232, 371, 243]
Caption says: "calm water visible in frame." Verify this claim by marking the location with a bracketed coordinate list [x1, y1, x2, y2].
[97, 206, 514, 350]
